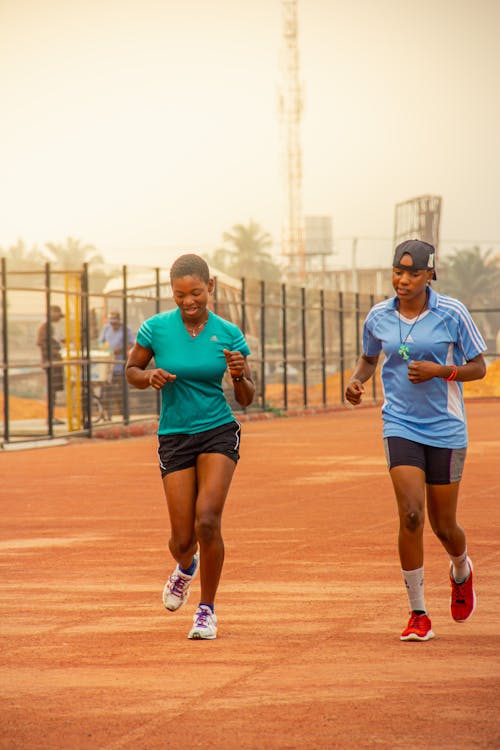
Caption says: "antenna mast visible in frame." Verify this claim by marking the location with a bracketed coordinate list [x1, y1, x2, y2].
[279, 0, 305, 282]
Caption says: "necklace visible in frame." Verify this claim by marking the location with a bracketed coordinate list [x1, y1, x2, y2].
[187, 318, 207, 338]
[397, 297, 427, 360]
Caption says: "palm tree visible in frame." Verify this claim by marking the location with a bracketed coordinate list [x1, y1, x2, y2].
[438, 246, 500, 342]
[0, 239, 47, 270]
[438, 247, 500, 308]
[205, 247, 236, 275]
[208, 220, 281, 281]
[45, 236, 105, 270]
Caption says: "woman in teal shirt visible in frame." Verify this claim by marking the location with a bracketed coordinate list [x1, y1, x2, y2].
[126, 254, 255, 640]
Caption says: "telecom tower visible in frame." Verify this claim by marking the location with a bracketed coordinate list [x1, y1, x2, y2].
[279, 0, 305, 282]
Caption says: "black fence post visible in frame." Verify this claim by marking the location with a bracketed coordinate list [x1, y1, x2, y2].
[260, 280, 266, 410]
[320, 288, 326, 407]
[241, 277, 246, 335]
[339, 291, 345, 403]
[355, 292, 361, 358]
[301, 286, 307, 408]
[282, 283, 288, 411]
[122, 265, 130, 425]
[82, 263, 92, 437]
[155, 268, 161, 418]
[155, 268, 161, 315]
[213, 276, 219, 315]
[370, 294, 377, 401]
[1, 258, 9, 443]
[44, 262, 54, 437]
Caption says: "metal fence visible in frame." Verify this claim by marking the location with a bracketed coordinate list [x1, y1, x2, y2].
[1, 259, 498, 445]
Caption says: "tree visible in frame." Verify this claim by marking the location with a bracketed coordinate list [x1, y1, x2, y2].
[438, 246, 500, 342]
[438, 246, 500, 307]
[0, 239, 47, 270]
[207, 220, 281, 282]
[45, 236, 115, 293]
[45, 236, 105, 270]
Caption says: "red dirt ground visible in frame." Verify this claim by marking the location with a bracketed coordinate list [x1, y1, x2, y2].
[0, 402, 499, 749]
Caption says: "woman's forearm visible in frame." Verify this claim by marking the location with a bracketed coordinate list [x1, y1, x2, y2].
[233, 376, 255, 407]
[125, 365, 152, 390]
[349, 354, 379, 385]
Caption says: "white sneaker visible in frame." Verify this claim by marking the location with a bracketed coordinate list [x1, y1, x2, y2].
[188, 605, 218, 640]
[162, 552, 199, 612]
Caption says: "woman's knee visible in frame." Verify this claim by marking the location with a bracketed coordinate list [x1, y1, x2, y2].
[169, 535, 196, 558]
[430, 519, 458, 544]
[400, 507, 425, 533]
[195, 513, 221, 544]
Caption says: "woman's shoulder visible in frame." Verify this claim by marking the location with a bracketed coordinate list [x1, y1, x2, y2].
[143, 309, 177, 324]
[366, 297, 394, 322]
[139, 309, 178, 333]
[209, 311, 242, 334]
[433, 291, 471, 318]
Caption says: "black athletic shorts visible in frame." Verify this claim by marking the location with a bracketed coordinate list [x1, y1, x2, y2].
[383, 436, 466, 485]
[158, 420, 241, 477]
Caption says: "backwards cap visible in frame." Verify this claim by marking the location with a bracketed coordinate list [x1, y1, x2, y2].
[392, 239, 437, 280]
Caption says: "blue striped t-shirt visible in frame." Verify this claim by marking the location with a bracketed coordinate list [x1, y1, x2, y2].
[363, 286, 486, 448]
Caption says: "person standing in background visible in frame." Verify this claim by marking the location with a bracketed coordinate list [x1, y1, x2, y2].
[36, 304, 66, 425]
[99, 310, 134, 420]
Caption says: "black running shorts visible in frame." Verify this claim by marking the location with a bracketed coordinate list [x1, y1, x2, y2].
[158, 421, 241, 477]
[383, 436, 466, 485]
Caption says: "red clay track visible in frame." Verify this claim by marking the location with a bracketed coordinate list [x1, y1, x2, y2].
[1, 401, 499, 749]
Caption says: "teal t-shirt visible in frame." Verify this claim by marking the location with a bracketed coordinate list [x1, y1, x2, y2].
[136, 308, 251, 435]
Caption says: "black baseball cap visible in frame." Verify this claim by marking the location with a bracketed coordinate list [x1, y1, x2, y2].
[392, 239, 437, 280]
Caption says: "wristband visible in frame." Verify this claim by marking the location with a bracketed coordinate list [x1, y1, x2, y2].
[445, 365, 458, 382]
[232, 374, 245, 382]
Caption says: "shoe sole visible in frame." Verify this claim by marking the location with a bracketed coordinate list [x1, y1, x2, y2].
[163, 597, 187, 612]
[400, 629, 435, 642]
[188, 631, 217, 640]
[450, 557, 476, 623]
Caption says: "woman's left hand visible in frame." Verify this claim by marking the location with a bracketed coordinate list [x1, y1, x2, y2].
[407, 359, 441, 383]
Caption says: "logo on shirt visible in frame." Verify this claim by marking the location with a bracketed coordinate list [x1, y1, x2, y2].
[406, 334, 414, 342]
[210, 335, 218, 341]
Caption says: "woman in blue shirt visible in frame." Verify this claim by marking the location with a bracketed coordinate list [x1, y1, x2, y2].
[126, 254, 255, 640]
[345, 240, 486, 642]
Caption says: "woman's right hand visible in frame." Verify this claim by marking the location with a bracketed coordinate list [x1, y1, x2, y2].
[148, 368, 176, 390]
[345, 379, 365, 405]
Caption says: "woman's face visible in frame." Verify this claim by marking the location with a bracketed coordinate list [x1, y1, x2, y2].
[171, 274, 214, 320]
[392, 254, 433, 301]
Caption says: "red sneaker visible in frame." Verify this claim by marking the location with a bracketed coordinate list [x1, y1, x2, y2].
[450, 557, 476, 622]
[400, 612, 435, 641]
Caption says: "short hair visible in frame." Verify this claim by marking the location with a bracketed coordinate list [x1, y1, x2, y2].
[170, 254, 210, 284]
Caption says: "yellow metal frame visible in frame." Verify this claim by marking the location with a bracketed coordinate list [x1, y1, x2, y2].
[64, 273, 83, 431]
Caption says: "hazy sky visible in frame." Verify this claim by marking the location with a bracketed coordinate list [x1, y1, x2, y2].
[1, 0, 499, 269]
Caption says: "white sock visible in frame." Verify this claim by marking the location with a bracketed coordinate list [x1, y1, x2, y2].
[450, 549, 469, 583]
[402, 566, 426, 613]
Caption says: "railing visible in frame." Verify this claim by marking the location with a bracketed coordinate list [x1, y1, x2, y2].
[1, 258, 499, 444]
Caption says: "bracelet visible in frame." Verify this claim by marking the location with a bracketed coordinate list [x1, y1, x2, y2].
[232, 374, 245, 382]
[445, 365, 458, 382]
